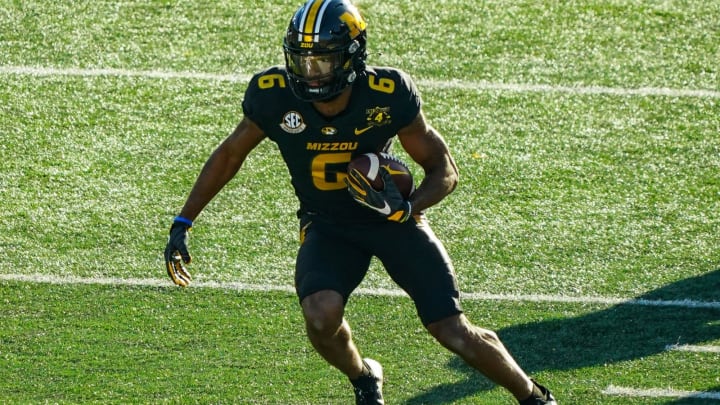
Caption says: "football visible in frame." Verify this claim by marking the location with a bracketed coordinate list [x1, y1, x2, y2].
[347, 152, 415, 198]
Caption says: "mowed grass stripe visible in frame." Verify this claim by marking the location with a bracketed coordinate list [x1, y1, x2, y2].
[1, 65, 719, 99]
[2, 273, 719, 310]
[3, 277, 719, 403]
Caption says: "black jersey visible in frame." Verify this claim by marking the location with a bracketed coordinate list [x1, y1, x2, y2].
[242, 66, 422, 223]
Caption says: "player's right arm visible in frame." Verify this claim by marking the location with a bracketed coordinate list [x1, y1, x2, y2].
[178, 117, 266, 220]
[164, 117, 266, 287]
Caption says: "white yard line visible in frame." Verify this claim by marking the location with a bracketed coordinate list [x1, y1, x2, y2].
[0, 65, 252, 83]
[666, 344, 720, 353]
[604, 385, 720, 400]
[1, 65, 719, 99]
[1, 273, 719, 309]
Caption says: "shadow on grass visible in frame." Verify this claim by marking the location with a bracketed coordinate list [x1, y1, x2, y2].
[665, 386, 720, 405]
[404, 269, 720, 405]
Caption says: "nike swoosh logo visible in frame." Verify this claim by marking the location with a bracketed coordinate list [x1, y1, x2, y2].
[381, 164, 408, 176]
[354, 126, 372, 135]
[375, 201, 392, 215]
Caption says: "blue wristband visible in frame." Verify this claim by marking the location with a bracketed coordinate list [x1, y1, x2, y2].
[173, 216, 194, 227]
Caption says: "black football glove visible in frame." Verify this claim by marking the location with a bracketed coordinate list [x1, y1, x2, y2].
[345, 167, 412, 223]
[164, 218, 193, 287]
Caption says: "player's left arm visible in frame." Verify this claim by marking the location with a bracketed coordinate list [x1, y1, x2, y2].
[397, 110, 459, 214]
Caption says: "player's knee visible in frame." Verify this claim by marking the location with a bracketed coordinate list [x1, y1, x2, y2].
[427, 314, 498, 353]
[427, 314, 464, 349]
[301, 290, 344, 334]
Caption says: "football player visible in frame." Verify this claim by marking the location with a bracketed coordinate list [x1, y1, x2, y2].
[164, 0, 557, 404]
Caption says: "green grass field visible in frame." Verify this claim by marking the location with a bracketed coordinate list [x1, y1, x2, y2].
[1, 0, 719, 403]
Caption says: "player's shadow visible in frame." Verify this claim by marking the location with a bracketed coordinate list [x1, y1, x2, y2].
[664, 386, 720, 405]
[404, 269, 720, 405]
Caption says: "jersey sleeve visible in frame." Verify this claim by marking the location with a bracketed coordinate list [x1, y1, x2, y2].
[241, 66, 287, 133]
[388, 68, 422, 129]
[241, 77, 259, 118]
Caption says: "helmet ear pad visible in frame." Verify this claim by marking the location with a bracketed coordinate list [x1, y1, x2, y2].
[349, 34, 368, 73]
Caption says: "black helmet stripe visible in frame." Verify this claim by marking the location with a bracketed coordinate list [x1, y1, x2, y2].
[299, 0, 332, 43]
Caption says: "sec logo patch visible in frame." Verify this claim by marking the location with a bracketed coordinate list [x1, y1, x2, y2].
[280, 111, 306, 134]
